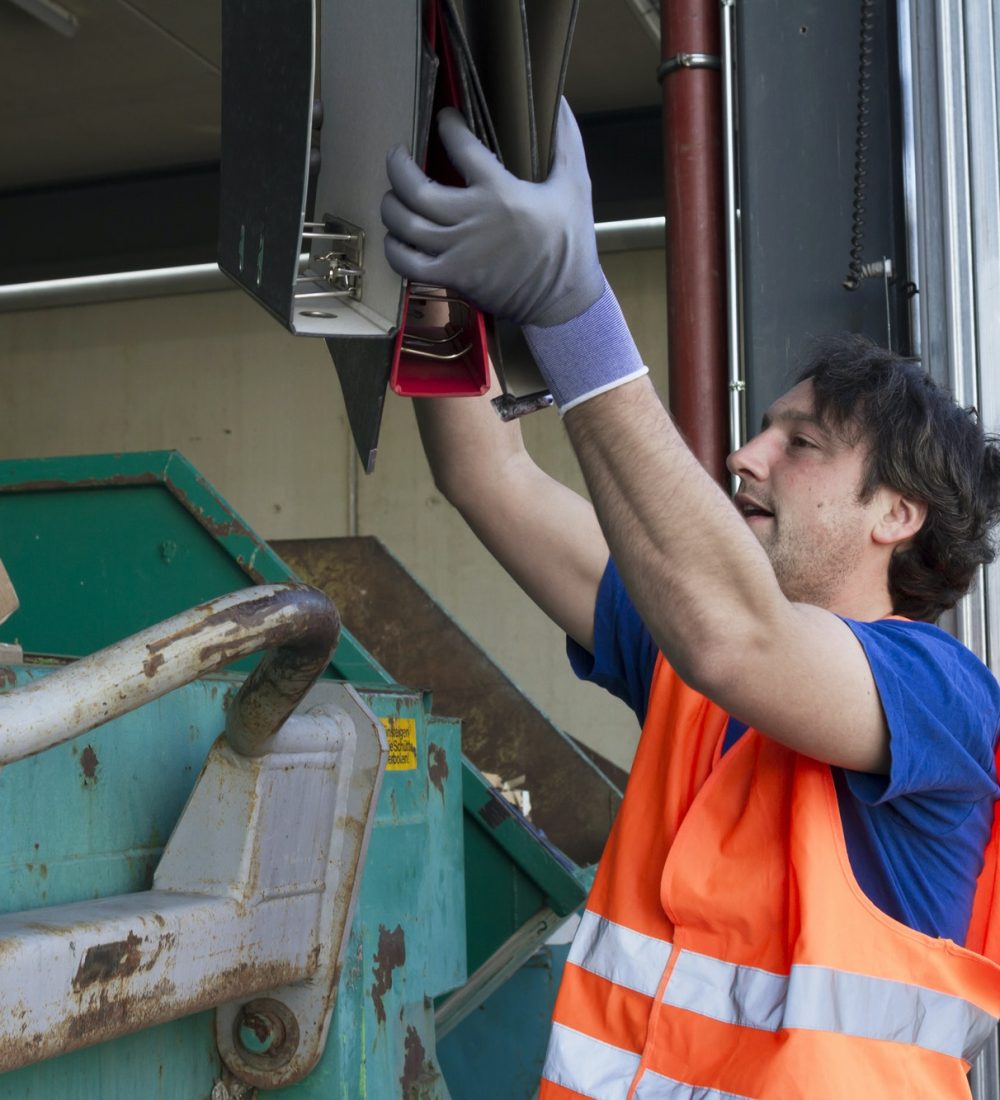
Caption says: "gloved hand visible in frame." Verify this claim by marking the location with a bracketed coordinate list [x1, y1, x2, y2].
[382, 98, 604, 328]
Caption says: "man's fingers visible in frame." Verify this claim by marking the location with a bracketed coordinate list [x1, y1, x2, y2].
[383, 234, 446, 285]
[437, 108, 506, 187]
[548, 97, 589, 179]
[380, 191, 453, 254]
[385, 145, 469, 225]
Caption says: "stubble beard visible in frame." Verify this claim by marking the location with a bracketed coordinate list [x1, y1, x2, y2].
[756, 516, 863, 610]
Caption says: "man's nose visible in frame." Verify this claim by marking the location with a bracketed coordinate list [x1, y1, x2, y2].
[726, 433, 769, 482]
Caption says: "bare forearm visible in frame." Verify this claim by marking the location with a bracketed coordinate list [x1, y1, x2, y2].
[412, 389, 608, 649]
[413, 383, 525, 507]
[563, 377, 786, 684]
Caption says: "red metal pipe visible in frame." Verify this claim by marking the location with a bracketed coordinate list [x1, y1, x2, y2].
[661, 0, 729, 484]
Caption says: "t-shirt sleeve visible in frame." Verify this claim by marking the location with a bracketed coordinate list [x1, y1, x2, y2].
[566, 558, 659, 724]
[840, 617, 1000, 830]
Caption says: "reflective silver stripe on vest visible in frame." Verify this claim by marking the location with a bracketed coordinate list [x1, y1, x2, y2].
[568, 909, 673, 998]
[663, 948, 787, 1031]
[664, 951, 998, 1062]
[634, 1067, 754, 1100]
[543, 1022, 753, 1100]
[570, 916, 998, 1062]
[543, 1022, 640, 1099]
[783, 964, 998, 1063]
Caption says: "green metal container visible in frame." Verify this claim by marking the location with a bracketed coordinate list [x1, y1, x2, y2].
[270, 536, 620, 1031]
[0, 453, 620, 1097]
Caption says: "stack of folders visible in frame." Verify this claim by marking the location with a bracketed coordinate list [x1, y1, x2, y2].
[390, 0, 581, 411]
[218, 0, 579, 473]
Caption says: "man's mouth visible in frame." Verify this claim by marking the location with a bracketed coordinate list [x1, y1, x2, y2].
[734, 493, 774, 520]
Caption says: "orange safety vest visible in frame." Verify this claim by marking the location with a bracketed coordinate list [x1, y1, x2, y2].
[541, 653, 1000, 1099]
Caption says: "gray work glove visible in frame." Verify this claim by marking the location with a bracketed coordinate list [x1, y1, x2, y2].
[382, 98, 605, 328]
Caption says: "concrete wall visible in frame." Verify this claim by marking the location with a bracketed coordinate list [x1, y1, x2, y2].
[0, 248, 666, 771]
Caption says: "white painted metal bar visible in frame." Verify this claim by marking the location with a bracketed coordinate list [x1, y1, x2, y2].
[719, 0, 745, 462]
[0, 583, 338, 764]
[0, 219, 667, 315]
[435, 906, 569, 1039]
[0, 583, 387, 1088]
[0, 261, 229, 314]
[896, 0, 922, 355]
[900, 1, 1000, 1092]
[0, 580, 385, 1088]
[0, 889, 319, 1070]
[964, 0, 1000, 685]
[0, 683, 386, 1087]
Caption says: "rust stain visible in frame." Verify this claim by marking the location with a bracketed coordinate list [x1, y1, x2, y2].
[72, 932, 143, 991]
[427, 743, 449, 797]
[142, 652, 165, 678]
[143, 595, 277, 656]
[80, 745, 99, 783]
[242, 563, 268, 585]
[0, 473, 160, 495]
[139, 857, 156, 890]
[69, 928, 176, 996]
[61, 953, 300, 1056]
[370, 924, 405, 1026]
[144, 589, 337, 661]
[187, 493, 255, 541]
[22, 921, 67, 933]
[61, 973, 177, 1047]
[0, 668, 16, 691]
[399, 1025, 440, 1098]
[242, 1009, 273, 1047]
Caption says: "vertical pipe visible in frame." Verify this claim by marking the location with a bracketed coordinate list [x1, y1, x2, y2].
[720, 0, 745, 466]
[661, 0, 729, 483]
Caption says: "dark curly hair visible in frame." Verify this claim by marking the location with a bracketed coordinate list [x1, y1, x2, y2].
[797, 333, 1000, 622]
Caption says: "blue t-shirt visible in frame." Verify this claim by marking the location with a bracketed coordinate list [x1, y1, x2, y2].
[569, 560, 1000, 944]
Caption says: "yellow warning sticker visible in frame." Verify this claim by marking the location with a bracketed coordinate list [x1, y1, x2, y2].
[382, 717, 418, 771]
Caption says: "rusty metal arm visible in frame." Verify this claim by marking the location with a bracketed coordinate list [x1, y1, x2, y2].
[0, 585, 387, 1089]
[0, 583, 339, 765]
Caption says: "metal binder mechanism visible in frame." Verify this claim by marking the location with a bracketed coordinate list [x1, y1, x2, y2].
[391, 285, 489, 397]
[294, 217, 365, 314]
[219, 0, 418, 342]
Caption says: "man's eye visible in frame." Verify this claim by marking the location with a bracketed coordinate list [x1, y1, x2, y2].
[790, 436, 815, 449]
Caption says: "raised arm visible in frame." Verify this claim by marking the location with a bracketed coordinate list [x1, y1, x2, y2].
[413, 379, 608, 652]
[380, 101, 926, 773]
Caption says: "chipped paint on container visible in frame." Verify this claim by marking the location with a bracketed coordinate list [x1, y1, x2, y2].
[0, 671, 463, 1099]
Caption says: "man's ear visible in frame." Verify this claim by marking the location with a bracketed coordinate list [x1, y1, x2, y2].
[872, 491, 928, 548]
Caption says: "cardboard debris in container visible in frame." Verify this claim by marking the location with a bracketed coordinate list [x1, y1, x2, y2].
[482, 771, 532, 821]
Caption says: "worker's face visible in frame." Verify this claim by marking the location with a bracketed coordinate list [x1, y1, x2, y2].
[726, 379, 879, 608]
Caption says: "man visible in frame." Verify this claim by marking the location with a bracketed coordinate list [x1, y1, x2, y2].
[381, 101, 1000, 1096]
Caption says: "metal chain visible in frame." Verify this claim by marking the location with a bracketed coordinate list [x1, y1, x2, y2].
[843, 0, 877, 290]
